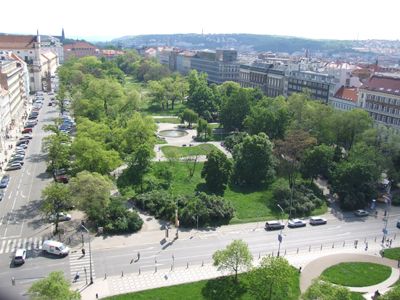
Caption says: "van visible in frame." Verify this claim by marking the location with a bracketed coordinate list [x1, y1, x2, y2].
[14, 248, 26, 265]
[42, 240, 69, 256]
[265, 220, 285, 231]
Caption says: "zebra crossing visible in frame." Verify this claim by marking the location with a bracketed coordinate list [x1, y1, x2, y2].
[69, 248, 96, 283]
[0, 236, 49, 254]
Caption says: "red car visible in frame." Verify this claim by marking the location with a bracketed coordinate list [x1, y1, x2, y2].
[22, 128, 32, 134]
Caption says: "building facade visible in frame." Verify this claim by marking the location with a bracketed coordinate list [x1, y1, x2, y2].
[286, 70, 335, 103]
[63, 41, 99, 60]
[359, 74, 400, 129]
[329, 86, 359, 111]
[176, 51, 195, 75]
[190, 49, 239, 84]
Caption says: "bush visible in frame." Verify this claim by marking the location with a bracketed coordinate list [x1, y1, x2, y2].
[134, 190, 177, 221]
[271, 179, 324, 217]
[101, 197, 143, 234]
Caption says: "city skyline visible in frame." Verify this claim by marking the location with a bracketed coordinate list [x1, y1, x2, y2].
[2, 0, 400, 41]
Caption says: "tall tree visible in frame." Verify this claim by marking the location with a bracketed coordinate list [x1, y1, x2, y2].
[41, 183, 72, 233]
[181, 108, 198, 128]
[247, 256, 297, 300]
[69, 171, 112, 222]
[126, 144, 153, 193]
[201, 150, 232, 195]
[233, 133, 275, 186]
[28, 271, 80, 300]
[212, 240, 253, 283]
[300, 144, 335, 182]
[220, 87, 253, 131]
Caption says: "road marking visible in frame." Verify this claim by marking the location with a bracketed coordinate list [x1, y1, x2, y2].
[27, 237, 33, 250]
[0, 240, 6, 254]
[20, 192, 26, 198]
[7, 191, 13, 200]
[7, 239, 14, 253]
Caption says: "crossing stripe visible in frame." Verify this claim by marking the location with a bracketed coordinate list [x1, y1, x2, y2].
[27, 237, 33, 250]
[0, 240, 6, 254]
[7, 239, 14, 253]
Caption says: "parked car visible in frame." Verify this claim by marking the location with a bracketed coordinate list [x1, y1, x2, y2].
[54, 169, 69, 183]
[42, 240, 69, 256]
[265, 221, 285, 231]
[0, 175, 10, 188]
[9, 157, 24, 165]
[288, 219, 307, 228]
[309, 216, 327, 225]
[49, 212, 72, 222]
[22, 134, 32, 140]
[5, 163, 22, 171]
[18, 137, 30, 144]
[354, 209, 369, 217]
[22, 128, 32, 134]
[16, 140, 28, 147]
[13, 248, 26, 265]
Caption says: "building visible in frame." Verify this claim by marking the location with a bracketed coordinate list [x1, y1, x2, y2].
[238, 63, 286, 97]
[286, 70, 335, 103]
[40, 35, 64, 63]
[190, 49, 239, 84]
[176, 51, 195, 75]
[329, 86, 359, 111]
[99, 49, 125, 60]
[322, 62, 362, 93]
[63, 41, 99, 60]
[0, 53, 29, 149]
[0, 33, 59, 92]
[359, 73, 400, 129]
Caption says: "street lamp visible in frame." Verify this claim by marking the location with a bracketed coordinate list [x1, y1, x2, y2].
[81, 224, 93, 285]
[382, 184, 392, 245]
[277, 204, 284, 257]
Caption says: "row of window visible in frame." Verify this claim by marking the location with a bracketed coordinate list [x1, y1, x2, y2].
[289, 79, 329, 88]
[371, 113, 400, 126]
[365, 94, 400, 105]
[366, 102, 400, 115]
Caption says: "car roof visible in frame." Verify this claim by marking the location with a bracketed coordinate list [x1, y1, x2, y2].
[43, 240, 64, 247]
[266, 220, 281, 224]
[15, 248, 26, 256]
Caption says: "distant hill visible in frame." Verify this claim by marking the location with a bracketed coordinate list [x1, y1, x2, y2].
[111, 33, 354, 53]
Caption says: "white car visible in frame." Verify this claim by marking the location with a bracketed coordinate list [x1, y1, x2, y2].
[288, 218, 307, 228]
[14, 248, 26, 265]
[49, 212, 72, 222]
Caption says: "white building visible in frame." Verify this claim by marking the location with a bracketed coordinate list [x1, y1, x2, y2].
[0, 87, 11, 155]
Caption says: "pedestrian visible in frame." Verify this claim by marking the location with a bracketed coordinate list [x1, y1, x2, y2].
[397, 259, 400, 268]
[81, 248, 86, 256]
[74, 271, 80, 282]
[390, 239, 393, 247]
[365, 242, 368, 251]
[298, 266, 302, 273]
[137, 251, 140, 260]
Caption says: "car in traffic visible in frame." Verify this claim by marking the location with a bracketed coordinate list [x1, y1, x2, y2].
[13, 248, 26, 265]
[265, 220, 285, 231]
[309, 216, 327, 225]
[288, 218, 307, 228]
[0, 175, 10, 188]
[42, 240, 69, 256]
[354, 209, 369, 217]
[49, 212, 72, 222]
[5, 163, 22, 171]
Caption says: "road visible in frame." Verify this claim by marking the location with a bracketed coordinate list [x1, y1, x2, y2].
[0, 94, 70, 298]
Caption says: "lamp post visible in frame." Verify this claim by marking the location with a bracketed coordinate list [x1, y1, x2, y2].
[382, 183, 392, 245]
[277, 204, 284, 257]
[81, 224, 93, 285]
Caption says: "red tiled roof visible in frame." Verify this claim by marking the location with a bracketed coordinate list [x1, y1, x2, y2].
[63, 41, 97, 50]
[361, 74, 400, 96]
[334, 86, 358, 102]
[0, 35, 37, 49]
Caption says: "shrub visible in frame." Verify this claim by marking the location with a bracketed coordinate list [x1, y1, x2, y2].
[134, 190, 177, 221]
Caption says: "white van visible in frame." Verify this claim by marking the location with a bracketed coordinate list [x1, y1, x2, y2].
[42, 240, 70, 256]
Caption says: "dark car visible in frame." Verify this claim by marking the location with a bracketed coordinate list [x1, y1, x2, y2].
[0, 175, 10, 188]
[28, 114, 38, 120]
[265, 221, 285, 231]
[16, 140, 28, 147]
[9, 158, 24, 165]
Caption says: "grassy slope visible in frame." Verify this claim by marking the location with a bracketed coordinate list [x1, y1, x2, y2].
[161, 144, 220, 158]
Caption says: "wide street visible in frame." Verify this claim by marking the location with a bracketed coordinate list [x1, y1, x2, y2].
[1, 95, 400, 299]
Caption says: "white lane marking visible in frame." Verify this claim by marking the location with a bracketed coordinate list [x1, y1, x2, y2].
[7, 191, 13, 200]
[18, 219, 25, 236]
[26, 170, 31, 176]
[7, 239, 14, 253]
[20, 192, 26, 198]
[22, 238, 27, 249]
[0, 240, 6, 254]
[27, 237, 33, 250]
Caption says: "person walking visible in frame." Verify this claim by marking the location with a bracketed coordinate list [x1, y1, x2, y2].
[81, 248, 86, 256]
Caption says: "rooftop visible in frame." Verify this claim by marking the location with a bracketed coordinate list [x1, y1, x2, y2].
[361, 74, 400, 96]
[334, 86, 358, 103]
[0, 35, 38, 50]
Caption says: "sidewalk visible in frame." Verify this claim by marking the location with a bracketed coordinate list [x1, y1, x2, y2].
[79, 238, 400, 299]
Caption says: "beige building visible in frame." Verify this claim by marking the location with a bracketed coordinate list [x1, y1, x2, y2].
[63, 41, 99, 60]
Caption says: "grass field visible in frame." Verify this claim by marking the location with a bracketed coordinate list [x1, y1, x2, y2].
[161, 144, 220, 158]
[383, 247, 400, 260]
[154, 117, 181, 124]
[105, 272, 300, 300]
[350, 292, 366, 300]
[321, 262, 392, 287]
[154, 162, 326, 224]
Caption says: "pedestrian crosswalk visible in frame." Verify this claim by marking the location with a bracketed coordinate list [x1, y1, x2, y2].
[0, 236, 50, 254]
[69, 248, 96, 283]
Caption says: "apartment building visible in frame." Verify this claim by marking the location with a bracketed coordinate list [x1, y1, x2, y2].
[359, 73, 400, 129]
[63, 41, 99, 60]
[329, 86, 359, 111]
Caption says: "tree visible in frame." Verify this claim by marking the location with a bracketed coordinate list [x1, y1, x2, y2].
[201, 150, 232, 194]
[302, 280, 352, 300]
[244, 96, 290, 140]
[40, 183, 72, 233]
[197, 118, 212, 141]
[28, 271, 80, 300]
[148, 80, 167, 110]
[69, 171, 112, 223]
[126, 143, 153, 193]
[187, 72, 217, 121]
[181, 108, 198, 128]
[233, 133, 275, 186]
[247, 256, 296, 300]
[300, 144, 335, 181]
[212, 240, 253, 283]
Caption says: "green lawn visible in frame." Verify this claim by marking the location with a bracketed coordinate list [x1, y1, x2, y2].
[383, 247, 400, 260]
[141, 101, 186, 117]
[350, 292, 366, 300]
[154, 162, 325, 224]
[105, 272, 300, 300]
[154, 117, 181, 124]
[161, 144, 220, 158]
[321, 262, 392, 287]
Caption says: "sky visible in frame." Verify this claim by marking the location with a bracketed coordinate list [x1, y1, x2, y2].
[2, 0, 399, 41]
